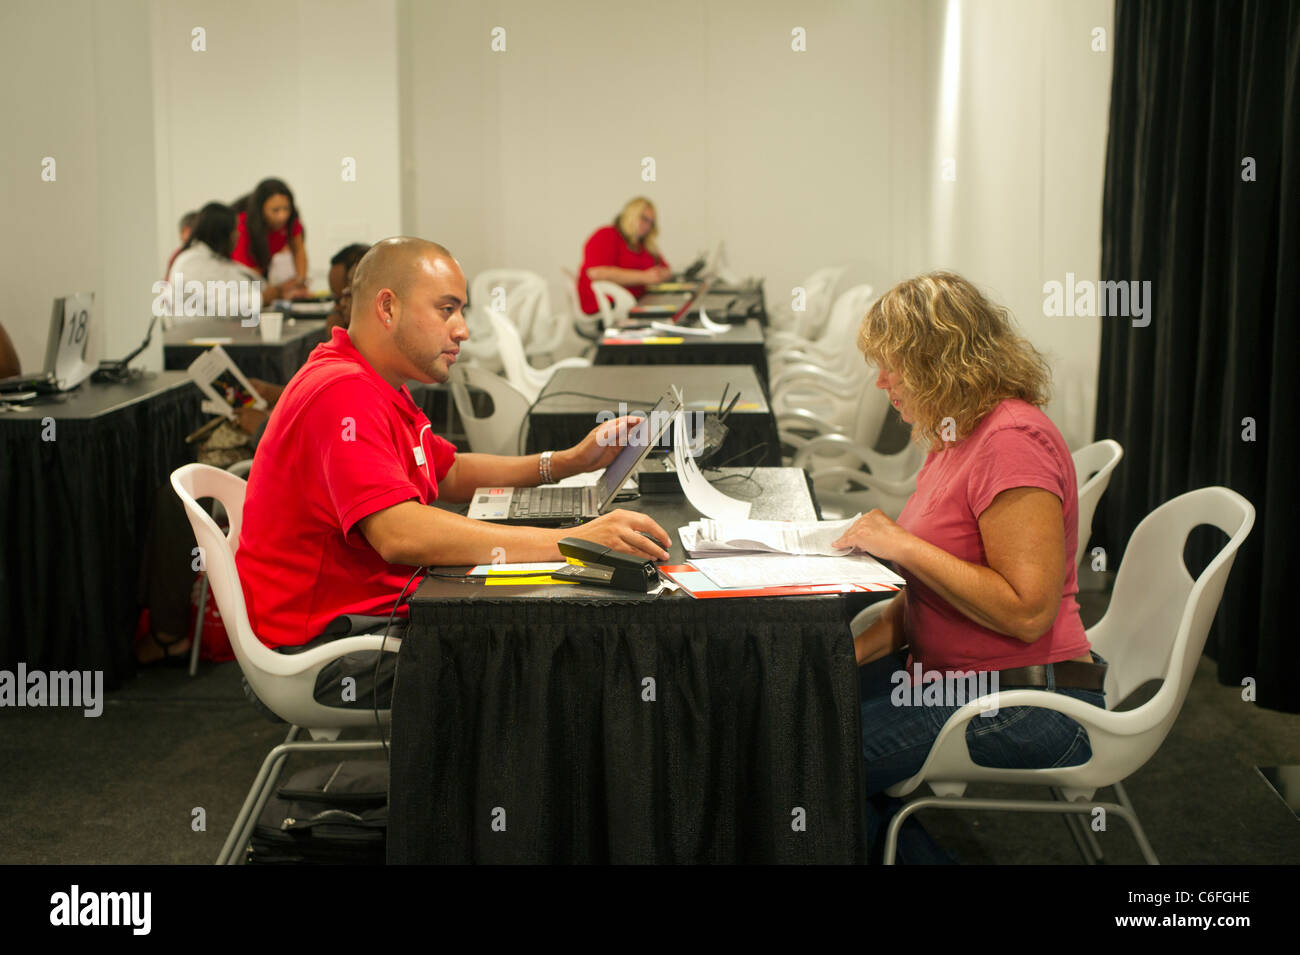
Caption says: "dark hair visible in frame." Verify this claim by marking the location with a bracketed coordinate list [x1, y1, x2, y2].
[234, 178, 299, 274]
[181, 202, 238, 259]
[330, 243, 370, 270]
[179, 210, 199, 233]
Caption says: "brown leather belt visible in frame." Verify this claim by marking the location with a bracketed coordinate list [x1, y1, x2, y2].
[996, 661, 1107, 692]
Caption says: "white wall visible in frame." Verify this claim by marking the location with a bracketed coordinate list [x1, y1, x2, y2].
[0, 0, 160, 370]
[150, 0, 402, 291]
[399, 0, 1113, 446]
[399, 0, 942, 320]
[934, 0, 1113, 447]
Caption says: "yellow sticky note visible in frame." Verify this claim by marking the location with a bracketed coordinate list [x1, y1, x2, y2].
[484, 575, 576, 586]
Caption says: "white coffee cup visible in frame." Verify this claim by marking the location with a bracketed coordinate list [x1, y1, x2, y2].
[259, 311, 283, 342]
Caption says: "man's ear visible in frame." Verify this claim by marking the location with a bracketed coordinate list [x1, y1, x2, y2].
[377, 288, 398, 329]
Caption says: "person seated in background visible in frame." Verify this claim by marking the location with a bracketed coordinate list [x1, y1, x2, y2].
[235, 236, 670, 709]
[326, 243, 370, 330]
[231, 177, 310, 301]
[165, 202, 261, 321]
[576, 196, 671, 315]
[164, 209, 198, 278]
[0, 321, 21, 378]
[835, 271, 1107, 863]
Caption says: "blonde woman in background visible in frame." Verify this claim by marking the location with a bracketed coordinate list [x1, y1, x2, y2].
[575, 197, 670, 315]
[832, 271, 1107, 862]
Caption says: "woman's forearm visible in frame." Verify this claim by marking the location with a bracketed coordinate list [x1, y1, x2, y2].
[896, 536, 1051, 642]
[854, 593, 905, 665]
[586, 266, 648, 285]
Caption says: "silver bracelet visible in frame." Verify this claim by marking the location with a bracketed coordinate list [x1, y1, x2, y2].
[539, 450, 554, 484]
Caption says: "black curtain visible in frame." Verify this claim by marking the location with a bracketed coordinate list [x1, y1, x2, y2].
[1096, 0, 1300, 711]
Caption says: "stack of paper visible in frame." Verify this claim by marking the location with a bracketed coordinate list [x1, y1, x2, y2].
[689, 554, 905, 590]
[678, 516, 861, 557]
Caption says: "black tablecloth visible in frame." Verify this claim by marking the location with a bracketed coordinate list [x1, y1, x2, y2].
[163, 319, 328, 384]
[388, 468, 875, 863]
[595, 321, 769, 394]
[0, 374, 205, 687]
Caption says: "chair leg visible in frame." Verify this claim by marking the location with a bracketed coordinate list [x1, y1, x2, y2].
[1111, 781, 1160, 865]
[1052, 787, 1103, 864]
[882, 794, 1159, 865]
[189, 575, 208, 678]
[216, 730, 389, 865]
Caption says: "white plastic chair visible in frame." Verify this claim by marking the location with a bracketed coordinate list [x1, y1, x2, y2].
[793, 433, 925, 520]
[471, 268, 576, 362]
[877, 486, 1255, 864]
[448, 364, 532, 456]
[767, 265, 846, 338]
[767, 283, 875, 378]
[1072, 439, 1125, 569]
[188, 457, 253, 677]
[170, 462, 400, 865]
[485, 307, 589, 403]
[591, 280, 637, 329]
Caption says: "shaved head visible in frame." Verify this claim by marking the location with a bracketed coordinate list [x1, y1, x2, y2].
[350, 236, 457, 323]
[345, 235, 470, 387]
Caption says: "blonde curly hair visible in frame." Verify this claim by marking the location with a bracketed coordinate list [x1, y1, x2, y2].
[857, 271, 1052, 449]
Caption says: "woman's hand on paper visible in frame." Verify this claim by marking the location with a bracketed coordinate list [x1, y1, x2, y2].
[832, 509, 913, 564]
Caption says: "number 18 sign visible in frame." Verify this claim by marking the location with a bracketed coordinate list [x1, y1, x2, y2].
[48, 291, 97, 389]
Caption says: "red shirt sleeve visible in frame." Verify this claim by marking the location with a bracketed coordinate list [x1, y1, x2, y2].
[966, 424, 1069, 518]
[290, 218, 304, 239]
[582, 227, 621, 273]
[300, 378, 424, 540]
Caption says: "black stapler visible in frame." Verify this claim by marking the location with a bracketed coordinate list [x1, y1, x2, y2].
[551, 538, 660, 592]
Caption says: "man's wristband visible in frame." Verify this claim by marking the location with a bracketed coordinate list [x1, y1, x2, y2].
[539, 450, 554, 484]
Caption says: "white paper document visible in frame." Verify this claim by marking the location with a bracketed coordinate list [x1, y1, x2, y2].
[679, 515, 860, 556]
[696, 307, 730, 333]
[690, 554, 905, 590]
[671, 410, 752, 520]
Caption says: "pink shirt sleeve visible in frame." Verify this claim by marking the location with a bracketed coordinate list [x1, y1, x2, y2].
[965, 423, 1069, 518]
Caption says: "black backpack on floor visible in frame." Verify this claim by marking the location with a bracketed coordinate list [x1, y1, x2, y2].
[245, 760, 388, 865]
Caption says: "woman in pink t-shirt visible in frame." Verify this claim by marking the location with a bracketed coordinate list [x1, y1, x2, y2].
[833, 271, 1106, 861]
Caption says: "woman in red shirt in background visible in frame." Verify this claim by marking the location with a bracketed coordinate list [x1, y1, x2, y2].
[576, 197, 671, 314]
[834, 271, 1107, 862]
[231, 177, 311, 301]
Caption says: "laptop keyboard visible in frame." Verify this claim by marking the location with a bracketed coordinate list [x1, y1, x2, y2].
[512, 486, 585, 520]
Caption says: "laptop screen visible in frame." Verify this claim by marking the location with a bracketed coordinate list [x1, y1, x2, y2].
[595, 393, 681, 508]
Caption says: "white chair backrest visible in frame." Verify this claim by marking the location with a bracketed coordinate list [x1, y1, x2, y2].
[170, 462, 401, 732]
[1071, 439, 1124, 568]
[470, 269, 553, 348]
[590, 280, 636, 328]
[448, 364, 531, 456]
[1089, 487, 1254, 715]
[484, 307, 540, 401]
[817, 283, 876, 351]
[795, 265, 848, 338]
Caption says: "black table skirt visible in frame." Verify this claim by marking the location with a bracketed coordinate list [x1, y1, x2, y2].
[526, 410, 781, 467]
[164, 330, 326, 383]
[388, 595, 868, 864]
[595, 343, 770, 395]
[0, 384, 204, 687]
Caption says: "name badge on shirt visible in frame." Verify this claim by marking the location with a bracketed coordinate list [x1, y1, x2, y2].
[413, 445, 426, 467]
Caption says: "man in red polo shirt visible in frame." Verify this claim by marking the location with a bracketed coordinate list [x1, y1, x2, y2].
[236, 237, 670, 709]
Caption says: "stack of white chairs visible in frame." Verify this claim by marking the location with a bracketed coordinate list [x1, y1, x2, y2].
[466, 270, 581, 369]
[766, 265, 847, 339]
[484, 307, 589, 404]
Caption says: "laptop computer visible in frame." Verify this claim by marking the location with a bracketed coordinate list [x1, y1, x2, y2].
[467, 391, 682, 525]
[622, 280, 714, 328]
[0, 293, 97, 395]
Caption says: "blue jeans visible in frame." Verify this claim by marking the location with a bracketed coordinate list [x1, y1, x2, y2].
[860, 649, 1107, 862]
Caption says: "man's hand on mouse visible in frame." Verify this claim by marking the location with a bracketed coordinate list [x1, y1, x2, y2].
[578, 510, 671, 561]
